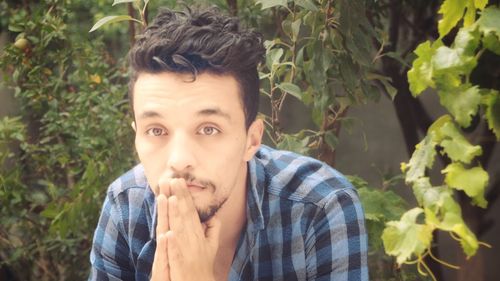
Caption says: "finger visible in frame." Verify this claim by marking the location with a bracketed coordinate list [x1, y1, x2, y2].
[170, 179, 203, 233]
[167, 195, 183, 233]
[170, 179, 191, 216]
[204, 215, 221, 248]
[156, 194, 169, 238]
[166, 230, 182, 280]
[157, 175, 172, 197]
[151, 233, 170, 281]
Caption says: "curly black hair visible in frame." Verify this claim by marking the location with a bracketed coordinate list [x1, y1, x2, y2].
[128, 7, 265, 128]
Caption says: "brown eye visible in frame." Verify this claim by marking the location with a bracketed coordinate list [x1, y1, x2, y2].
[146, 128, 166, 136]
[198, 126, 220, 136]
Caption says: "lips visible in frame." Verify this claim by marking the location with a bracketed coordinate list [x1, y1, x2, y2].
[186, 182, 205, 190]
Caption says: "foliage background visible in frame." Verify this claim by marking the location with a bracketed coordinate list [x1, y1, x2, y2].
[0, 0, 499, 280]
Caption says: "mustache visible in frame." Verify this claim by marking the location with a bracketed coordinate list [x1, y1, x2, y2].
[158, 171, 216, 191]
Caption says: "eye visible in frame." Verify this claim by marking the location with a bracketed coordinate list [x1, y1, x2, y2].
[197, 126, 220, 136]
[146, 127, 167, 136]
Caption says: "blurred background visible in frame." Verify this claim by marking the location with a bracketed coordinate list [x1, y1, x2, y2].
[1, 0, 499, 280]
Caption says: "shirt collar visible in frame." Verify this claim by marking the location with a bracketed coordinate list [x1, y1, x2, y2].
[245, 148, 266, 233]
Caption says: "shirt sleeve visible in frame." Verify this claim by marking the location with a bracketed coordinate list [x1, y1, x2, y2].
[89, 191, 135, 281]
[305, 188, 369, 281]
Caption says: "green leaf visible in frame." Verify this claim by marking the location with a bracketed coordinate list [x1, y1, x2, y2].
[438, 85, 481, 128]
[424, 207, 479, 257]
[484, 91, 500, 140]
[266, 48, 284, 71]
[428, 115, 453, 142]
[256, 0, 288, 10]
[411, 177, 433, 207]
[439, 121, 482, 163]
[294, 0, 318, 12]
[112, 0, 135, 5]
[475, 0, 487, 10]
[382, 208, 434, 265]
[89, 15, 136, 32]
[482, 32, 500, 55]
[438, 0, 467, 38]
[443, 163, 488, 208]
[463, 0, 477, 27]
[476, 7, 500, 36]
[358, 187, 407, 222]
[277, 82, 302, 100]
[432, 46, 476, 74]
[276, 134, 310, 155]
[404, 135, 437, 183]
[323, 131, 338, 150]
[408, 41, 436, 96]
[358, 187, 407, 252]
[454, 27, 480, 56]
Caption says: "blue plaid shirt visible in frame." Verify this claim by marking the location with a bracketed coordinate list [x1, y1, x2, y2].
[89, 145, 368, 280]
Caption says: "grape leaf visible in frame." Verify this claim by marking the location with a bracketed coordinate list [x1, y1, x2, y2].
[407, 41, 436, 96]
[428, 115, 453, 142]
[404, 134, 437, 183]
[439, 121, 482, 163]
[476, 7, 500, 36]
[484, 91, 500, 140]
[432, 46, 477, 74]
[424, 207, 479, 257]
[442, 163, 488, 208]
[412, 177, 433, 206]
[438, 0, 467, 38]
[475, 0, 488, 10]
[454, 27, 481, 56]
[382, 208, 434, 265]
[438, 85, 481, 128]
[464, 0, 477, 27]
[482, 32, 500, 55]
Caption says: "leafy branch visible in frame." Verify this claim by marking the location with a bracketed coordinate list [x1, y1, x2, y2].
[382, 1, 499, 279]
[89, 0, 149, 33]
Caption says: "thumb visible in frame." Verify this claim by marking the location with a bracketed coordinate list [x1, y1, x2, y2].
[204, 215, 221, 248]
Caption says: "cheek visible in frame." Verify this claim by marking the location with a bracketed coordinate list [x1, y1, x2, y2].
[135, 137, 164, 188]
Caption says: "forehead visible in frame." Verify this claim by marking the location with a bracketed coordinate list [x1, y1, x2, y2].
[133, 72, 244, 117]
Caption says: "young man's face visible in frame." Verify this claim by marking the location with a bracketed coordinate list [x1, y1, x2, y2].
[133, 72, 262, 222]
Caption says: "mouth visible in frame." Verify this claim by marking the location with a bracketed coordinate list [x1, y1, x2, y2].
[186, 182, 206, 192]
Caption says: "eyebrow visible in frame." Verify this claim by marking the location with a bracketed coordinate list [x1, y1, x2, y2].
[138, 110, 163, 120]
[197, 107, 231, 121]
[137, 107, 231, 121]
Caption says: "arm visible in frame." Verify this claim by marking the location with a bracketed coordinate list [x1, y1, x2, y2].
[305, 188, 369, 281]
[89, 193, 135, 281]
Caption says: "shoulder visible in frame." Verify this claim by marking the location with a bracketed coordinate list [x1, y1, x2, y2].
[104, 164, 154, 223]
[254, 145, 358, 208]
[107, 164, 150, 201]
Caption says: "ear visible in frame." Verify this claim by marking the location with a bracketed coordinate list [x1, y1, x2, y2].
[243, 119, 264, 161]
[131, 121, 136, 132]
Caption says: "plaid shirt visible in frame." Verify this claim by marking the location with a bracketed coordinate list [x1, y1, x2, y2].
[89, 145, 368, 280]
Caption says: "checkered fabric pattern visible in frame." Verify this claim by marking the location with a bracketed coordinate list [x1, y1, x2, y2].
[89, 145, 368, 281]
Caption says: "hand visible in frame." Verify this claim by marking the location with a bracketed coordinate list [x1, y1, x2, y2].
[166, 178, 221, 281]
[151, 178, 171, 281]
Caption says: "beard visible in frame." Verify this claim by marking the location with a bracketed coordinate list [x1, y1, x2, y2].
[196, 196, 228, 223]
[168, 171, 227, 223]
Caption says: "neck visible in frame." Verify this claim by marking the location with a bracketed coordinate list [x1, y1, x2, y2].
[210, 163, 248, 280]
[216, 166, 248, 246]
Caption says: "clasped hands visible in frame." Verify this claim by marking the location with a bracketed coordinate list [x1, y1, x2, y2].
[151, 178, 221, 281]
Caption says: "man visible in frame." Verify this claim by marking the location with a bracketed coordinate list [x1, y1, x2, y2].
[89, 7, 368, 281]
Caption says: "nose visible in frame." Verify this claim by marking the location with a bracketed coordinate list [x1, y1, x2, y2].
[166, 132, 196, 173]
